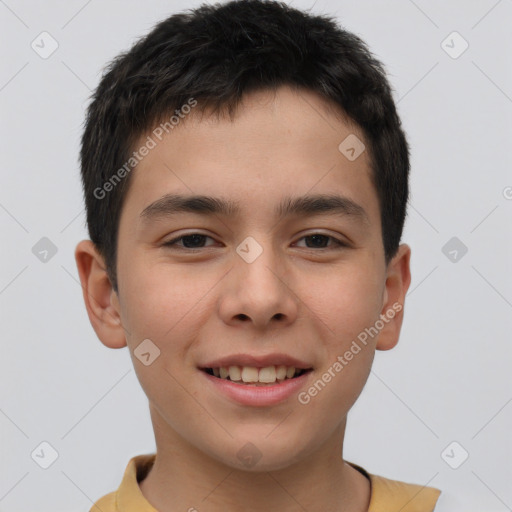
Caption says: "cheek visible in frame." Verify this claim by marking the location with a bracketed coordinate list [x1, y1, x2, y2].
[119, 260, 210, 342]
[118, 265, 208, 414]
[303, 263, 384, 347]
[297, 272, 380, 419]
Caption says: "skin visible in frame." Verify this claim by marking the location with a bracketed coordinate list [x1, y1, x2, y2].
[75, 85, 411, 512]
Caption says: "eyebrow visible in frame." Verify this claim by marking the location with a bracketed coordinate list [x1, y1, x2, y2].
[140, 193, 369, 224]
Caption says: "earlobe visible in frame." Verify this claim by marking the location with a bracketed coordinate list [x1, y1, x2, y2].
[376, 244, 411, 351]
[74, 239, 127, 349]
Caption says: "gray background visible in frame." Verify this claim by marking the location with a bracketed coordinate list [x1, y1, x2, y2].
[1, 0, 511, 510]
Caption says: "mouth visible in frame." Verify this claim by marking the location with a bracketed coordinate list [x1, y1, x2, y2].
[201, 365, 313, 386]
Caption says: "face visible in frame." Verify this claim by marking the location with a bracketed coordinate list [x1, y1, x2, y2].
[77, 85, 410, 472]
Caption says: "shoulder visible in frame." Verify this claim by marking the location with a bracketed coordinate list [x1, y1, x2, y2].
[369, 473, 441, 512]
[347, 462, 441, 512]
[90, 490, 117, 512]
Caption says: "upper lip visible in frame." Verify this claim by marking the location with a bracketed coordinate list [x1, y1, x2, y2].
[200, 353, 313, 370]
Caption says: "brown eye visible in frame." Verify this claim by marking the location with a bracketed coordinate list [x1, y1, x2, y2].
[295, 234, 347, 249]
[163, 233, 216, 249]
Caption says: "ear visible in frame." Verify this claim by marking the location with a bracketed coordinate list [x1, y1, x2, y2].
[74, 239, 127, 349]
[376, 243, 411, 351]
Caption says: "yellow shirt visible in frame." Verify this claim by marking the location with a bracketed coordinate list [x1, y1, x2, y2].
[91, 453, 441, 512]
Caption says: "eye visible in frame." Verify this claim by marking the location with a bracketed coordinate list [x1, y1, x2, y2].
[163, 233, 217, 249]
[294, 233, 347, 249]
[162, 232, 348, 251]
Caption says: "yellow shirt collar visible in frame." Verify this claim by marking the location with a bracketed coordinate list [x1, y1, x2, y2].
[105, 453, 440, 512]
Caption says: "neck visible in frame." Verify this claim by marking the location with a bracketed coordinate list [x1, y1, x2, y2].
[139, 404, 370, 512]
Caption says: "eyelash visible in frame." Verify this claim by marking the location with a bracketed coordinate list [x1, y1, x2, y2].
[162, 233, 348, 251]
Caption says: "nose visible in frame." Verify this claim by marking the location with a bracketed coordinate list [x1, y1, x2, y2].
[217, 239, 300, 330]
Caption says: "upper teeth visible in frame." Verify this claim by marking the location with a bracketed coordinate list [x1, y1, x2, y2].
[212, 365, 299, 383]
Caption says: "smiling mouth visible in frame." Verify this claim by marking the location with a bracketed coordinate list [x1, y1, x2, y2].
[202, 365, 313, 385]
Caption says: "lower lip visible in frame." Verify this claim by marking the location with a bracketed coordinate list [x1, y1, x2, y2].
[200, 370, 312, 407]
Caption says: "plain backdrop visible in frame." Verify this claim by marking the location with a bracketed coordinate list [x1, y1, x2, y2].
[1, 0, 511, 511]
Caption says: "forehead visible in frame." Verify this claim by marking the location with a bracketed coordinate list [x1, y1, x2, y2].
[120, 85, 380, 228]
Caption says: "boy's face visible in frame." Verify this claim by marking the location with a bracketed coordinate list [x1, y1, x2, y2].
[76, 85, 410, 471]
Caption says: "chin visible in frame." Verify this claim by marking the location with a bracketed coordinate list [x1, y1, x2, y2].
[210, 432, 313, 473]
